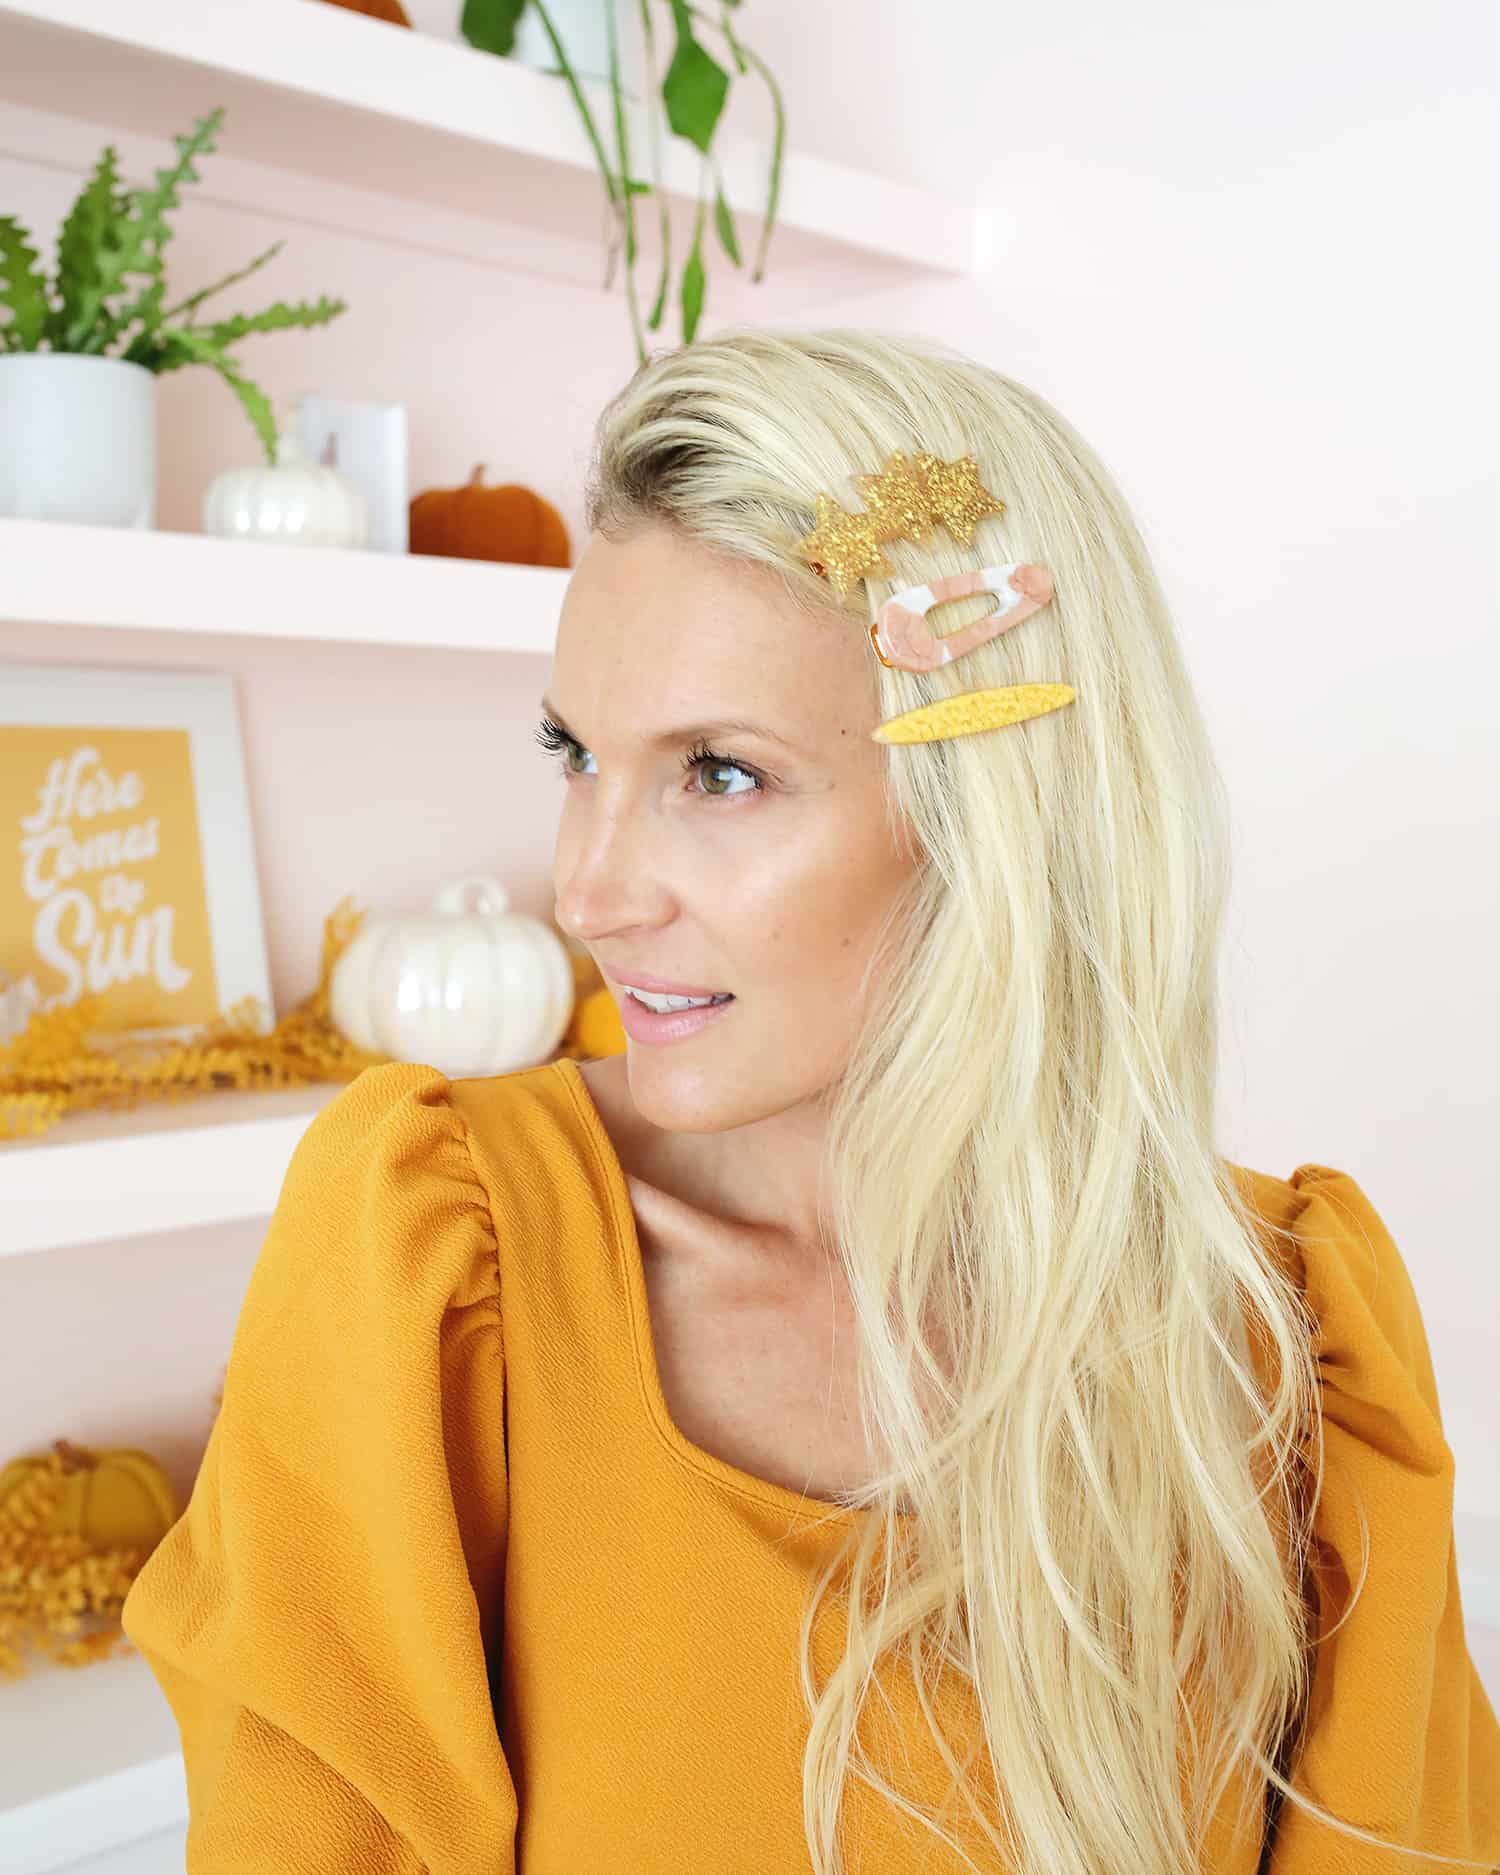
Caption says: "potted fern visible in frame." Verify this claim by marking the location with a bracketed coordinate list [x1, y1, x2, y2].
[0, 108, 346, 529]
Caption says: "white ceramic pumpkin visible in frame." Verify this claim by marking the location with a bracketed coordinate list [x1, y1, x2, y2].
[329, 875, 575, 1077]
[202, 432, 368, 547]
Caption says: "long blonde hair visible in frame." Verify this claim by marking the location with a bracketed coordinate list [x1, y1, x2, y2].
[580, 325, 1484, 1875]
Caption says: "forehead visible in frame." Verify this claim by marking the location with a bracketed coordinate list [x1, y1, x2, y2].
[552, 524, 874, 745]
[563, 521, 791, 630]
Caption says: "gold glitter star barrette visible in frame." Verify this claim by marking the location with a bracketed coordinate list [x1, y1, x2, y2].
[794, 450, 1076, 745]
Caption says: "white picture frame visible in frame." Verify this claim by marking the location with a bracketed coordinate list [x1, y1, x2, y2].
[298, 392, 410, 554]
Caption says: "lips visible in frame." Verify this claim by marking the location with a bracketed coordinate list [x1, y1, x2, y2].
[617, 984, 737, 1044]
[625, 988, 732, 1007]
[609, 970, 732, 998]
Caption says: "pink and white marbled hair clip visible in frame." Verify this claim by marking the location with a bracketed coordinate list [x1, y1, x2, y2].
[869, 563, 1056, 672]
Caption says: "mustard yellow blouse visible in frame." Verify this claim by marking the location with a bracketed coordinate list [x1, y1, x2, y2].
[120, 1058, 1500, 1871]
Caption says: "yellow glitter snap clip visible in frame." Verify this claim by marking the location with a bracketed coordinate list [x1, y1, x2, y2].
[871, 684, 1077, 745]
[795, 451, 1005, 598]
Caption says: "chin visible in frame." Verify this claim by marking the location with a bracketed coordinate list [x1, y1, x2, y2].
[620, 1057, 735, 1123]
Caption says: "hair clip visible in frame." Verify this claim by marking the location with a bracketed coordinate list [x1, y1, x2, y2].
[795, 449, 1077, 744]
[796, 451, 1005, 598]
[870, 564, 1055, 671]
[868, 562, 1073, 740]
[870, 682, 1076, 744]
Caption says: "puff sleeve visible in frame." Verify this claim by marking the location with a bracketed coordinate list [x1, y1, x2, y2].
[119, 1061, 517, 1873]
[1263, 1165, 1500, 1872]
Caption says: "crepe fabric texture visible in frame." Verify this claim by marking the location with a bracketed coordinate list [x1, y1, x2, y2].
[120, 1058, 1500, 1872]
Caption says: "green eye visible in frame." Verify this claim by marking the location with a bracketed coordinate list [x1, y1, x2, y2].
[533, 715, 764, 798]
[680, 740, 763, 796]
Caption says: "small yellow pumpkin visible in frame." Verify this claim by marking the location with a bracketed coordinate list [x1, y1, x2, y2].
[409, 465, 572, 567]
[570, 984, 627, 1058]
[0, 1439, 180, 1554]
[555, 947, 625, 1059]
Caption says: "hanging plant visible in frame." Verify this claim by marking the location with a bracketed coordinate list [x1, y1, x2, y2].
[457, 0, 785, 360]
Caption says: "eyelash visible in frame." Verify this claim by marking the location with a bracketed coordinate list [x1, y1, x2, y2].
[532, 714, 765, 796]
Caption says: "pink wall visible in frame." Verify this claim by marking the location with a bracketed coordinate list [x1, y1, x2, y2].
[776, 2, 1500, 1529]
[2, 0, 1494, 1670]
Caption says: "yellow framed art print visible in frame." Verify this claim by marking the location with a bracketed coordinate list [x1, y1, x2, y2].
[1, 663, 272, 1048]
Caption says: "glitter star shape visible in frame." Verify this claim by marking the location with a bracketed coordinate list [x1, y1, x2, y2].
[910, 453, 1005, 546]
[851, 452, 937, 545]
[795, 494, 893, 597]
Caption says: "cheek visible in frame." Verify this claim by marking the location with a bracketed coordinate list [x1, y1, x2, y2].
[727, 831, 907, 975]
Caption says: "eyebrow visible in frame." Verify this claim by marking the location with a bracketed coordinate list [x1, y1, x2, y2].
[539, 696, 805, 754]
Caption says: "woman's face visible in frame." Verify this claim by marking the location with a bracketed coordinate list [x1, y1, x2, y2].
[544, 519, 921, 1140]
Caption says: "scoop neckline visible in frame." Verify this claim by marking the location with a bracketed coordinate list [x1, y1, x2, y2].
[552, 1055, 909, 1530]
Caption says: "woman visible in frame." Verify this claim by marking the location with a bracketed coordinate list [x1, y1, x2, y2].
[121, 326, 1500, 1874]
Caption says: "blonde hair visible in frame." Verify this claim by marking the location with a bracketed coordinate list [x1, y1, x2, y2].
[580, 325, 1485, 1875]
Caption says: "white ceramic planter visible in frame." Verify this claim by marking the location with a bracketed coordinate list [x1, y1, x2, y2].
[403, 0, 621, 81]
[0, 353, 158, 527]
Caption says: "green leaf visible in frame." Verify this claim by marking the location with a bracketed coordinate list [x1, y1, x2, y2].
[145, 326, 277, 461]
[662, 4, 729, 154]
[125, 326, 201, 373]
[646, 203, 671, 330]
[58, 213, 162, 355]
[710, 28, 784, 285]
[647, 265, 669, 328]
[131, 296, 345, 377]
[605, 0, 636, 271]
[118, 117, 220, 296]
[527, 0, 624, 211]
[712, 170, 740, 266]
[48, 145, 124, 351]
[461, 0, 527, 56]
[160, 239, 283, 323]
[636, 0, 671, 331]
[176, 346, 278, 464]
[91, 110, 225, 354]
[0, 216, 49, 351]
[214, 358, 279, 465]
[755, 60, 785, 285]
[115, 280, 168, 362]
[680, 196, 706, 343]
[197, 294, 347, 349]
[716, 0, 749, 76]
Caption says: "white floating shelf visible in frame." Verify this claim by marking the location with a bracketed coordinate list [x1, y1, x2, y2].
[1, 1081, 337, 1258]
[1463, 1507, 1500, 1633]
[0, 1648, 186, 1875]
[0, 0, 976, 279]
[0, 518, 569, 649]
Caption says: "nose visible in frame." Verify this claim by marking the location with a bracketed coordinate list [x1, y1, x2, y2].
[552, 794, 667, 945]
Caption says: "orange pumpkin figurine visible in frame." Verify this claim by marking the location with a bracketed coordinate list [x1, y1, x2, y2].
[317, 0, 413, 25]
[409, 465, 572, 568]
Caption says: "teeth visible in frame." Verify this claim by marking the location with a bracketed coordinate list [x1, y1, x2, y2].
[628, 988, 728, 1012]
